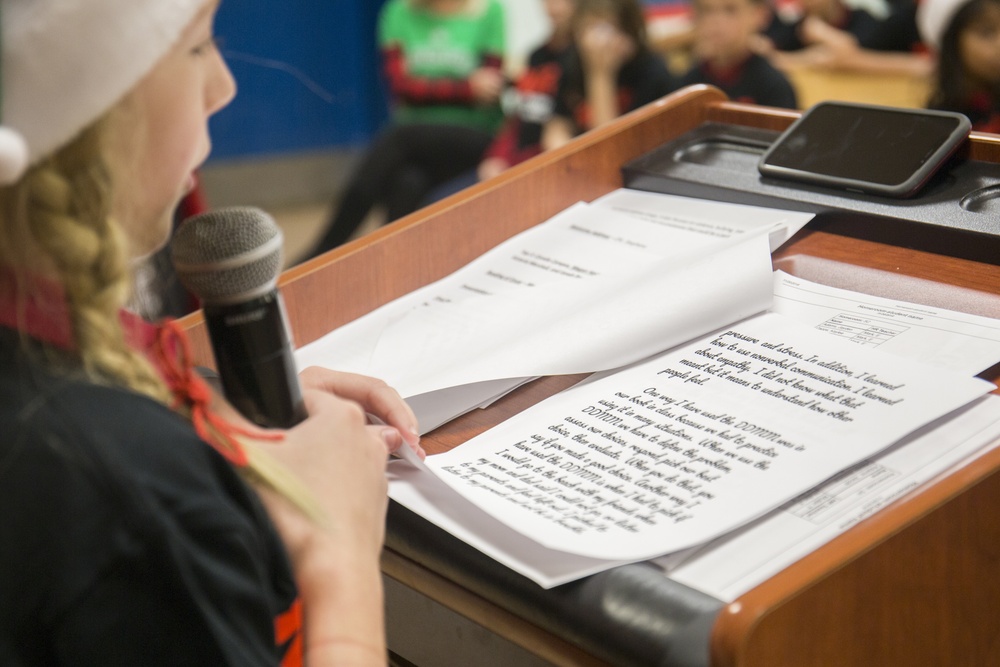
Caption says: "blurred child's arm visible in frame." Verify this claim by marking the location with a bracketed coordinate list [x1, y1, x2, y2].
[795, 18, 932, 75]
[541, 115, 576, 150]
[578, 23, 637, 129]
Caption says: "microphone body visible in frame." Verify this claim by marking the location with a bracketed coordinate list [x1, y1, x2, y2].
[204, 290, 306, 428]
[172, 207, 306, 429]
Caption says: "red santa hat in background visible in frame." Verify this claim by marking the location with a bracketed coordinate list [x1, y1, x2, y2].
[917, 0, 974, 52]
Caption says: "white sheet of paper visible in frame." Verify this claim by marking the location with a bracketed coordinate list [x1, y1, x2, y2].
[591, 188, 812, 252]
[405, 376, 535, 434]
[395, 312, 993, 578]
[388, 453, 633, 586]
[296, 195, 811, 430]
[662, 394, 1000, 601]
[389, 394, 1000, 589]
[770, 270, 1000, 375]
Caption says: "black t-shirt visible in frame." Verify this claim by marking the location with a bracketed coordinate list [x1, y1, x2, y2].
[505, 42, 567, 153]
[677, 53, 798, 110]
[552, 48, 676, 136]
[868, 0, 921, 51]
[0, 332, 299, 665]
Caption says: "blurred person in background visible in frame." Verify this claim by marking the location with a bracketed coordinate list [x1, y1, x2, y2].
[678, 0, 798, 108]
[758, 0, 929, 74]
[306, 0, 506, 258]
[542, 0, 677, 149]
[920, 0, 1000, 131]
[425, 0, 578, 203]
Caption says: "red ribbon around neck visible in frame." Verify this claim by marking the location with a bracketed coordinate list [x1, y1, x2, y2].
[149, 319, 285, 467]
[0, 271, 284, 467]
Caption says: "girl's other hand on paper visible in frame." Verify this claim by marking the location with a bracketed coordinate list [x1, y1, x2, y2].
[299, 366, 424, 459]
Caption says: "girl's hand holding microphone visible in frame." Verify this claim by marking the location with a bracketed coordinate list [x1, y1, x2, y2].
[252, 385, 412, 665]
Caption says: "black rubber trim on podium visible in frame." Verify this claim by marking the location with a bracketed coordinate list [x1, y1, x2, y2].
[621, 123, 1000, 266]
[386, 501, 724, 667]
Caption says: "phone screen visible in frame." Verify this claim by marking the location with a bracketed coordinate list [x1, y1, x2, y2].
[759, 103, 969, 196]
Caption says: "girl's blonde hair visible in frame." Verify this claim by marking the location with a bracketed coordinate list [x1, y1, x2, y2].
[0, 105, 322, 521]
[0, 114, 168, 400]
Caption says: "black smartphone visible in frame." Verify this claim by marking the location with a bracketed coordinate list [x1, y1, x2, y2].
[757, 101, 971, 198]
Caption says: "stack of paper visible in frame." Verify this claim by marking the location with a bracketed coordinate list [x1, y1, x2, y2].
[295, 189, 1000, 592]
[389, 305, 999, 588]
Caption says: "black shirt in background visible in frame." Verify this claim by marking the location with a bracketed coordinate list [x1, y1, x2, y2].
[552, 48, 677, 136]
[677, 53, 799, 109]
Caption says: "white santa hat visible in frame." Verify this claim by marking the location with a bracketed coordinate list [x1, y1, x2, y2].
[918, 0, 973, 52]
[0, 0, 206, 184]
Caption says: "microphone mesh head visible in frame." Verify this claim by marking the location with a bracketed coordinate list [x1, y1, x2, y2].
[171, 207, 284, 305]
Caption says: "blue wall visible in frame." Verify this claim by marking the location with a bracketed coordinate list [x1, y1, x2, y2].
[209, 0, 390, 161]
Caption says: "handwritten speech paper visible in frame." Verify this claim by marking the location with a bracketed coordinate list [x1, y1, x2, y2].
[417, 312, 994, 562]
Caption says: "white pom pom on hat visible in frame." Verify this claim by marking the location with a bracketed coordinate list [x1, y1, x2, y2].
[0, 0, 207, 185]
[918, 0, 974, 52]
[0, 125, 27, 183]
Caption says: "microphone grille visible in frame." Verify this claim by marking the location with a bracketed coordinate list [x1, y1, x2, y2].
[171, 207, 285, 305]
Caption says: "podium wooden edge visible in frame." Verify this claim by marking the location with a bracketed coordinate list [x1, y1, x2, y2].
[711, 435, 1000, 666]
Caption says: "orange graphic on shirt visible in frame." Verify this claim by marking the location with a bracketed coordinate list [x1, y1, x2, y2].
[275, 597, 304, 667]
[516, 62, 561, 95]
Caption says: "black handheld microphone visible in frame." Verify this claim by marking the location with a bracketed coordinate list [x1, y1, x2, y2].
[172, 207, 307, 428]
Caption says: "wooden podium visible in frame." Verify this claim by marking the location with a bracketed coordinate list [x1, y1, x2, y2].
[181, 86, 1000, 666]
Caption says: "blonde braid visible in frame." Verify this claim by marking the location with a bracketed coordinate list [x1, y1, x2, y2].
[0, 120, 169, 403]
